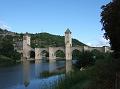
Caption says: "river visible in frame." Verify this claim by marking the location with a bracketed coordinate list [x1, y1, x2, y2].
[0, 59, 74, 89]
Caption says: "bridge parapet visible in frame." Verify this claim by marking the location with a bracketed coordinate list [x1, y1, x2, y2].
[83, 46, 111, 53]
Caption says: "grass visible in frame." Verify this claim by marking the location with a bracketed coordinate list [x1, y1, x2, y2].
[54, 70, 91, 89]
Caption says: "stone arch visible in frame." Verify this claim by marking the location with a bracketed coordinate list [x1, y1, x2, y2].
[55, 50, 65, 59]
[49, 47, 65, 60]
[29, 50, 35, 58]
[35, 48, 49, 60]
[41, 50, 49, 57]
[39, 48, 49, 60]
[54, 47, 65, 53]
[54, 47, 65, 60]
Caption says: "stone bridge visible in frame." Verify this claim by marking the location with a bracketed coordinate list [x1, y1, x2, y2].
[35, 47, 65, 60]
[22, 29, 111, 61]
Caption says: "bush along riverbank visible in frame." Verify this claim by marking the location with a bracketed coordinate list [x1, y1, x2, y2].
[54, 52, 118, 89]
[0, 54, 21, 67]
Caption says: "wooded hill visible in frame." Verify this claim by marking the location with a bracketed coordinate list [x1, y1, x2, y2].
[30, 32, 86, 48]
[0, 28, 86, 48]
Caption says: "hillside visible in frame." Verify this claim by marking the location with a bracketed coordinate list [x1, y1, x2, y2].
[0, 28, 86, 49]
[0, 28, 16, 36]
[30, 32, 86, 48]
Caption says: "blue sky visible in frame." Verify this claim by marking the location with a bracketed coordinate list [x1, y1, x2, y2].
[0, 0, 111, 46]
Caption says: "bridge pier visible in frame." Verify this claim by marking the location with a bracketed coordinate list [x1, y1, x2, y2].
[66, 60, 72, 73]
[49, 47, 56, 60]
[65, 45, 72, 60]
[35, 48, 42, 59]
[35, 48, 44, 63]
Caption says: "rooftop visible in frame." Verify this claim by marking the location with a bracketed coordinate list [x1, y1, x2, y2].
[65, 28, 71, 34]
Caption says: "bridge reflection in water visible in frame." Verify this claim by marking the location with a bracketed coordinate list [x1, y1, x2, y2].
[22, 58, 73, 88]
[22, 60, 30, 87]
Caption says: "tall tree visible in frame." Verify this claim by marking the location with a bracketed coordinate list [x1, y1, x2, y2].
[101, 0, 120, 57]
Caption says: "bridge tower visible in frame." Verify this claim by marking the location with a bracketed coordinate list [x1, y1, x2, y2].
[65, 28, 72, 60]
[23, 33, 31, 59]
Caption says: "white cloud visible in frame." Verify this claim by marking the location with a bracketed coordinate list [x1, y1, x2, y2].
[96, 37, 110, 47]
[86, 36, 110, 47]
[0, 21, 11, 30]
[86, 43, 92, 46]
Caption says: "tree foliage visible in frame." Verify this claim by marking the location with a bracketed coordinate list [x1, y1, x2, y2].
[0, 34, 21, 66]
[101, 0, 120, 57]
[56, 50, 65, 58]
[75, 50, 107, 68]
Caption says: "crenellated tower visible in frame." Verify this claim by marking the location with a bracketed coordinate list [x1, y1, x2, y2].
[65, 28, 72, 60]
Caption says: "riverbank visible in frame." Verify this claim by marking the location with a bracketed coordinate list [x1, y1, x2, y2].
[0, 55, 20, 67]
[55, 53, 119, 89]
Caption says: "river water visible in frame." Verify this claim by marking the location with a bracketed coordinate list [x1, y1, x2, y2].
[0, 59, 73, 89]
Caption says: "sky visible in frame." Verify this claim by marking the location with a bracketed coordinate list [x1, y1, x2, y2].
[0, 0, 112, 47]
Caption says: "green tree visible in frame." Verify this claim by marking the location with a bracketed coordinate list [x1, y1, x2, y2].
[56, 50, 65, 58]
[101, 0, 120, 57]
[75, 51, 95, 68]
[72, 49, 81, 60]
[0, 34, 21, 66]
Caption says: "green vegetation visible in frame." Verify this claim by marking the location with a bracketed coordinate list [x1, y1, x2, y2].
[73, 50, 105, 68]
[55, 52, 118, 89]
[97, 0, 120, 88]
[0, 29, 21, 67]
[56, 50, 65, 58]
[101, 0, 120, 57]
[0, 55, 15, 66]
[30, 33, 86, 48]
[77, 51, 96, 67]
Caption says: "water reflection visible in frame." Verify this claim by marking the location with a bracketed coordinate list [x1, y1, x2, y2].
[22, 59, 73, 88]
[35, 59, 42, 64]
[49, 60, 56, 73]
[35, 59, 43, 78]
[66, 60, 72, 73]
[0, 59, 74, 89]
[22, 59, 30, 87]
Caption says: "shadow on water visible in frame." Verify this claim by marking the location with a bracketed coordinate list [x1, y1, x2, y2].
[0, 58, 74, 89]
